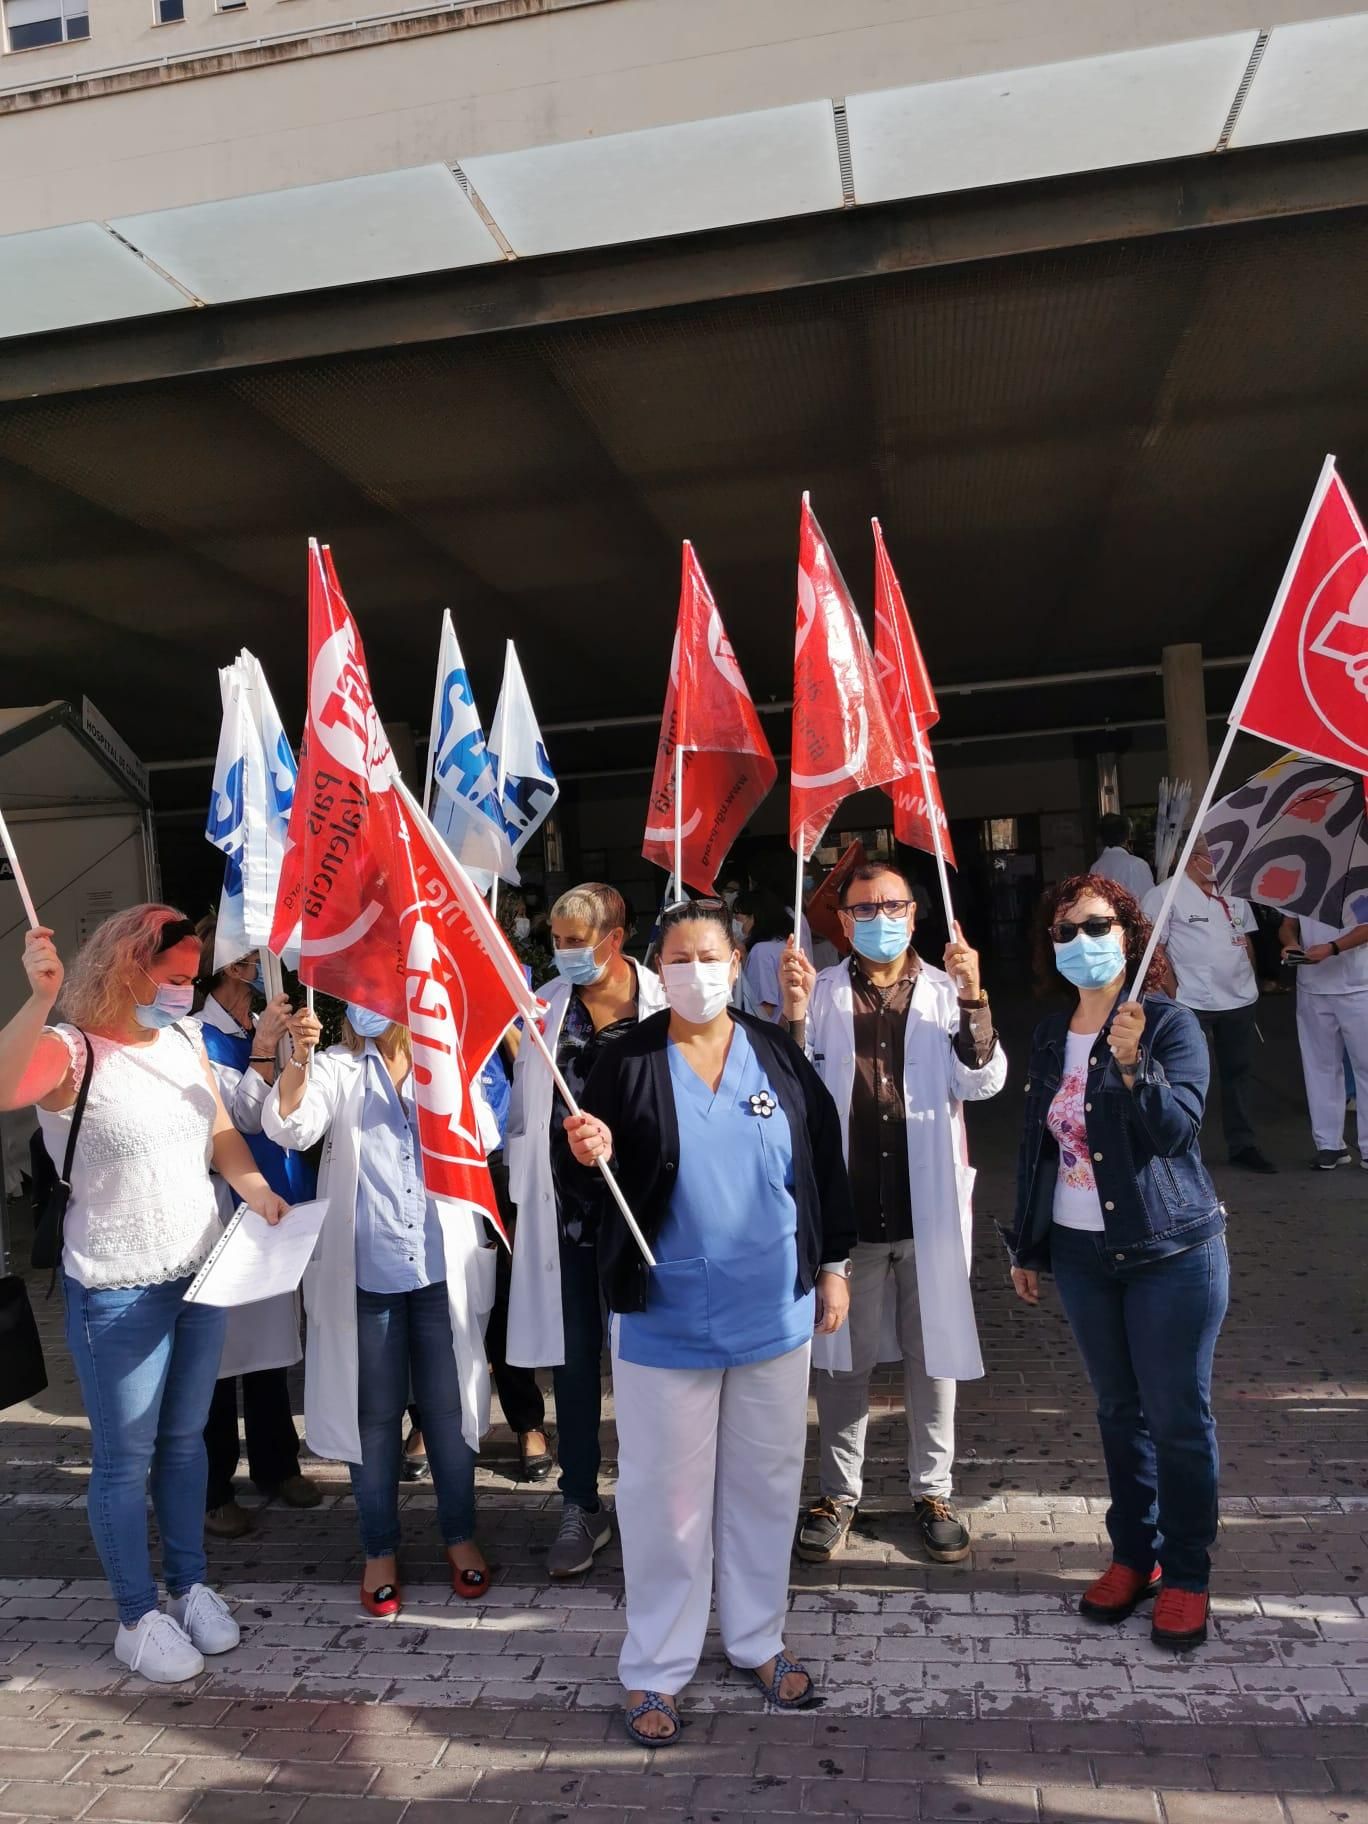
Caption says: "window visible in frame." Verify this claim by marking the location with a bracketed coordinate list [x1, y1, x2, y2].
[156, 0, 185, 20]
[216, 0, 246, 10]
[5, 0, 88, 48]
[985, 816, 1019, 854]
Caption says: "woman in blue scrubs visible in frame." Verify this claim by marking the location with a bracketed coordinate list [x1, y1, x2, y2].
[565, 898, 854, 1746]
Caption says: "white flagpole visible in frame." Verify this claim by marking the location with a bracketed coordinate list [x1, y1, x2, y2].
[422, 610, 451, 818]
[794, 843, 807, 954]
[673, 739, 685, 901]
[1128, 454, 1339, 998]
[489, 642, 512, 922]
[0, 802, 39, 930]
[913, 724, 956, 937]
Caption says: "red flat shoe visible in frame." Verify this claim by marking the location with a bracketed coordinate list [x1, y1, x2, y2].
[360, 1579, 402, 1619]
[1079, 1562, 1161, 1624]
[451, 1564, 488, 1602]
[1152, 1586, 1209, 1651]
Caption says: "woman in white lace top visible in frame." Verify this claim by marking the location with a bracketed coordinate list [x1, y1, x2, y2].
[0, 909, 289, 1687]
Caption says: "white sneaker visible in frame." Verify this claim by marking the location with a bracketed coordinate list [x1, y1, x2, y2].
[168, 1584, 240, 1656]
[114, 1612, 205, 1684]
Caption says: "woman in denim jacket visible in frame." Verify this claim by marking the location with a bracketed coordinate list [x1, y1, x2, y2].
[1006, 873, 1227, 1651]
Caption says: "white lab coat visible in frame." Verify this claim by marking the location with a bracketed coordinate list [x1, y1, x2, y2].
[262, 1045, 497, 1459]
[805, 960, 1006, 1382]
[504, 960, 668, 1368]
[195, 997, 302, 1381]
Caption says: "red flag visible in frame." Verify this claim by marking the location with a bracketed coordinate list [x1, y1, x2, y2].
[643, 543, 777, 894]
[872, 519, 957, 868]
[804, 839, 866, 959]
[270, 541, 404, 1019]
[1232, 458, 1368, 774]
[387, 788, 515, 1243]
[790, 494, 911, 860]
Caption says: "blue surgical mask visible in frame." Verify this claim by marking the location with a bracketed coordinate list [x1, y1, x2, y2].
[132, 968, 195, 1031]
[1054, 933, 1126, 990]
[553, 942, 608, 987]
[347, 1003, 391, 1039]
[850, 914, 910, 963]
[250, 965, 266, 997]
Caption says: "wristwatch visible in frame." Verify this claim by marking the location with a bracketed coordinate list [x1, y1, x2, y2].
[820, 1259, 854, 1280]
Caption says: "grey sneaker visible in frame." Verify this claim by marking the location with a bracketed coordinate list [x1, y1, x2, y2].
[1315, 1148, 1353, 1170]
[547, 1503, 612, 1579]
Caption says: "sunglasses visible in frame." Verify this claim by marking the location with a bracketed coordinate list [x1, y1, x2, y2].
[1050, 916, 1122, 943]
[662, 895, 725, 915]
[842, 898, 913, 922]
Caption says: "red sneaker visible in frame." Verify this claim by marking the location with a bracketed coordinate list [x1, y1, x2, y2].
[1078, 1562, 1162, 1624]
[1152, 1586, 1209, 1650]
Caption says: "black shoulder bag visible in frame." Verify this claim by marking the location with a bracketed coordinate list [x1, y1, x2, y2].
[30, 1032, 94, 1286]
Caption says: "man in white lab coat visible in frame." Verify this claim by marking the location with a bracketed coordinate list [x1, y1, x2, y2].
[1280, 908, 1368, 1169]
[779, 863, 1006, 1566]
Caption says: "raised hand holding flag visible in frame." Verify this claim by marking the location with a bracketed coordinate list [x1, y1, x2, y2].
[643, 542, 777, 898]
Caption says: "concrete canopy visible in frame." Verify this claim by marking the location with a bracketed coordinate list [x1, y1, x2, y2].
[1, 140, 1368, 821]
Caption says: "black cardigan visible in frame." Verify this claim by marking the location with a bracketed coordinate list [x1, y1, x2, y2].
[576, 1007, 857, 1316]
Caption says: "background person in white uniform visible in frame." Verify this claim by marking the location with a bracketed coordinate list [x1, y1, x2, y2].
[1092, 814, 1156, 904]
[1279, 911, 1368, 1169]
[1142, 837, 1275, 1175]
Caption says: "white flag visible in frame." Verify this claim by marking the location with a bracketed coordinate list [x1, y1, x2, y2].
[486, 641, 559, 860]
[206, 651, 299, 971]
[426, 611, 519, 888]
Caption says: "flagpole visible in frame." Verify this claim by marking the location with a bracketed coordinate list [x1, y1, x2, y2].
[913, 724, 956, 938]
[422, 610, 450, 819]
[794, 843, 807, 955]
[0, 802, 39, 930]
[1129, 453, 1340, 1000]
[490, 642, 511, 923]
[672, 739, 684, 901]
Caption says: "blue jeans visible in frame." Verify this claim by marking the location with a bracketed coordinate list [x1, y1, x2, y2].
[1050, 1226, 1228, 1590]
[554, 1236, 604, 1513]
[62, 1273, 227, 1626]
[350, 1282, 476, 1556]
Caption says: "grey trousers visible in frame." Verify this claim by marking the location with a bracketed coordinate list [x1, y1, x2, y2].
[815, 1239, 956, 1503]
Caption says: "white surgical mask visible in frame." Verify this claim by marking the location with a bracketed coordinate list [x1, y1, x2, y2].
[513, 916, 531, 941]
[660, 960, 733, 1025]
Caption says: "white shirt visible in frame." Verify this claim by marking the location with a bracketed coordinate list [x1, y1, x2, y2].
[1294, 916, 1368, 996]
[1142, 875, 1258, 1012]
[1047, 1030, 1106, 1232]
[1092, 847, 1156, 903]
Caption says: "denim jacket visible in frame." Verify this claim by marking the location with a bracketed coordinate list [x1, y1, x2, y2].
[1005, 992, 1225, 1271]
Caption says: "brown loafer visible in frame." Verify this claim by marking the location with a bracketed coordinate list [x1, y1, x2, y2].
[205, 1501, 254, 1539]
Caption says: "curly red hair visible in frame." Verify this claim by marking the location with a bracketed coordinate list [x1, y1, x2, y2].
[1046, 873, 1169, 997]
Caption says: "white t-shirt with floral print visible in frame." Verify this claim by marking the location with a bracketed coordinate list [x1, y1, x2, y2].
[1047, 1029, 1106, 1233]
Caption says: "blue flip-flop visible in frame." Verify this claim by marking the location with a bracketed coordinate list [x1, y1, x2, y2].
[624, 1690, 681, 1747]
[744, 1652, 818, 1710]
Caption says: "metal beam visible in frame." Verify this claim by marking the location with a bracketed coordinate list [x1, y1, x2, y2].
[3, 135, 1367, 404]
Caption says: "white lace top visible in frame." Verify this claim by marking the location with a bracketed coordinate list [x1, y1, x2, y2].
[37, 1021, 222, 1290]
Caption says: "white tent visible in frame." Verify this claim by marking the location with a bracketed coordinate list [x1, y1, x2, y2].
[0, 700, 159, 1229]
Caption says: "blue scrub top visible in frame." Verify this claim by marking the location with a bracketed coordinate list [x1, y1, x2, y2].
[354, 1050, 446, 1294]
[199, 1021, 316, 1205]
[617, 1023, 816, 1370]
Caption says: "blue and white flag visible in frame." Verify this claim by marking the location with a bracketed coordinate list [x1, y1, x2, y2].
[486, 641, 559, 860]
[206, 651, 299, 971]
[426, 611, 518, 888]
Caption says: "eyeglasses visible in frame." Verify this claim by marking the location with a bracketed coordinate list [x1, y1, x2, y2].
[1050, 916, 1121, 943]
[842, 898, 913, 922]
[661, 896, 726, 918]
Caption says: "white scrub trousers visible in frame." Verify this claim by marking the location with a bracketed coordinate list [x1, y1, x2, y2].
[611, 1336, 811, 1695]
[1296, 988, 1368, 1157]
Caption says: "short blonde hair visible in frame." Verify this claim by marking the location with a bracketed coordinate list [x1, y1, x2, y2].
[340, 1016, 412, 1060]
[551, 883, 626, 935]
[58, 904, 194, 1031]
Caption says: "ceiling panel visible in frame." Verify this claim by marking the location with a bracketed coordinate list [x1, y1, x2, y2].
[460, 101, 843, 257]
[0, 222, 189, 340]
[1228, 13, 1368, 149]
[112, 166, 501, 306]
[845, 33, 1258, 204]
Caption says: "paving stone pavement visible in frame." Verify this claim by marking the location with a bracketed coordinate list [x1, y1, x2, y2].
[0, 989, 1364, 1820]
